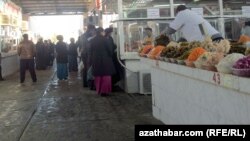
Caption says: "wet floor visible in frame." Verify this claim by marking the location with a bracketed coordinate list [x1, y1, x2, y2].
[0, 67, 163, 141]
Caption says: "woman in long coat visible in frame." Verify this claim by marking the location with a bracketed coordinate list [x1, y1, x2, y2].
[89, 27, 116, 96]
[68, 38, 78, 72]
[35, 38, 46, 70]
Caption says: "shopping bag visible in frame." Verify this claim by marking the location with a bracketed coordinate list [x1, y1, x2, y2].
[87, 66, 94, 81]
[78, 61, 84, 72]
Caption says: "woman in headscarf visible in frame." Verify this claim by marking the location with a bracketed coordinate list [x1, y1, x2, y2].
[55, 35, 68, 80]
[90, 27, 116, 96]
[35, 38, 46, 70]
[104, 27, 122, 91]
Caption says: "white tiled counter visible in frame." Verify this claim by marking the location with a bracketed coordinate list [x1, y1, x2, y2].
[141, 57, 250, 124]
[1, 52, 19, 77]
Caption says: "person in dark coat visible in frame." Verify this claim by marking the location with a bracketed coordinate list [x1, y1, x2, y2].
[78, 24, 96, 87]
[44, 40, 50, 67]
[55, 35, 68, 80]
[90, 27, 116, 96]
[104, 27, 122, 91]
[35, 38, 47, 70]
[48, 39, 55, 66]
[68, 38, 78, 72]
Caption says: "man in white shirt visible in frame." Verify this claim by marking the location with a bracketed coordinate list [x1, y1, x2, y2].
[163, 5, 223, 42]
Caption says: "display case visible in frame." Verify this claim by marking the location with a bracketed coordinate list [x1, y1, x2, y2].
[0, 1, 22, 56]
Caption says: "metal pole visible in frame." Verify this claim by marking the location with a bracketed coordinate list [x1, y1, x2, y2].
[218, 0, 225, 37]
[170, 0, 174, 18]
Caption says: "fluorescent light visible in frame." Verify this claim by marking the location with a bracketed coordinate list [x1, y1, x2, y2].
[153, 4, 185, 7]
[154, 4, 170, 7]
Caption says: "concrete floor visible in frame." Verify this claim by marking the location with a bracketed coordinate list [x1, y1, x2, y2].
[0, 67, 163, 141]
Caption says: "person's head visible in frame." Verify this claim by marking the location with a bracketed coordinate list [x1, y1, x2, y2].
[56, 35, 63, 42]
[176, 5, 187, 14]
[144, 27, 152, 36]
[48, 39, 52, 43]
[96, 27, 104, 36]
[44, 40, 48, 44]
[155, 34, 170, 46]
[104, 27, 113, 36]
[38, 37, 43, 42]
[70, 38, 75, 43]
[87, 24, 95, 32]
[23, 34, 29, 41]
[245, 21, 250, 27]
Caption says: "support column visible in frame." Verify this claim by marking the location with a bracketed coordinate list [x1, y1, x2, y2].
[218, 0, 225, 37]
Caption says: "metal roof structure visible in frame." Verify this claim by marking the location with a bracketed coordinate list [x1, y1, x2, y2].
[11, 0, 93, 15]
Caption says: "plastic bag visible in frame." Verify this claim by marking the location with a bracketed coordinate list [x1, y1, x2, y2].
[78, 61, 84, 72]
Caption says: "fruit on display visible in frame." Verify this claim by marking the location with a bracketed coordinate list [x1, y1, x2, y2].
[179, 42, 189, 47]
[245, 48, 250, 56]
[147, 45, 165, 59]
[216, 53, 245, 74]
[175, 46, 190, 58]
[139, 45, 153, 57]
[187, 47, 206, 62]
[167, 41, 180, 48]
[214, 39, 231, 54]
[188, 41, 202, 48]
[233, 56, 250, 69]
[201, 37, 216, 52]
[177, 50, 192, 60]
[160, 46, 178, 58]
[229, 46, 246, 54]
[194, 52, 224, 71]
[238, 35, 250, 44]
[201, 37, 231, 54]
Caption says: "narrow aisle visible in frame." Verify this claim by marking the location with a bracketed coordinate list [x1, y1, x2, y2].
[0, 68, 55, 141]
[0, 68, 162, 141]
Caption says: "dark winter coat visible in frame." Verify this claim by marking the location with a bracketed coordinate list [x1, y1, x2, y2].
[90, 35, 116, 76]
[55, 42, 68, 63]
[68, 43, 78, 57]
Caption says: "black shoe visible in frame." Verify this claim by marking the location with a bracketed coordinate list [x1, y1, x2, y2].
[100, 93, 108, 96]
[0, 78, 5, 81]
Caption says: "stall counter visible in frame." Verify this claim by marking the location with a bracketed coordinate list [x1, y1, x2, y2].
[141, 57, 250, 124]
[1, 52, 19, 77]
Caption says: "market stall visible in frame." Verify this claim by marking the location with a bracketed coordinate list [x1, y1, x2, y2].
[0, 0, 22, 77]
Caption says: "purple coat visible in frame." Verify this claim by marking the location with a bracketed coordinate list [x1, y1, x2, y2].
[90, 35, 116, 76]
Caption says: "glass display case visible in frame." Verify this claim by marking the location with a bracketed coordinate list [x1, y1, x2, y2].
[0, 25, 21, 54]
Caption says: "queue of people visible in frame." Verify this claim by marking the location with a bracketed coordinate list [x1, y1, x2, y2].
[15, 24, 121, 97]
[78, 25, 121, 96]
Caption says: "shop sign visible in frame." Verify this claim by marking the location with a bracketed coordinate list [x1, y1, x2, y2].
[3, 1, 21, 17]
[242, 6, 250, 16]
[147, 8, 160, 18]
[191, 8, 203, 16]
